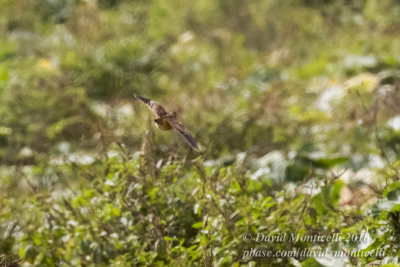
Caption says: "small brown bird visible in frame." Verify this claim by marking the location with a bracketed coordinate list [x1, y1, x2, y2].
[134, 94, 199, 151]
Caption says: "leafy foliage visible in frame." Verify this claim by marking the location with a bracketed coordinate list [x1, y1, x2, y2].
[1, 0, 400, 266]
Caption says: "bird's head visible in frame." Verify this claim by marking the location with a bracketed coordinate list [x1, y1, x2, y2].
[154, 117, 172, 130]
[154, 118, 163, 125]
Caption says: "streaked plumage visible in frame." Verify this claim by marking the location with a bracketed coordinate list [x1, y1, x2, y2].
[134, 94, 199, 150]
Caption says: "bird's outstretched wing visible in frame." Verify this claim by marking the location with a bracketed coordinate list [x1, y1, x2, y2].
[165, 116, 199, 151]
[134, 94, 168, 117]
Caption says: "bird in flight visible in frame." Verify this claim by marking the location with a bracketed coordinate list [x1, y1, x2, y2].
[134, 94, 199, 151]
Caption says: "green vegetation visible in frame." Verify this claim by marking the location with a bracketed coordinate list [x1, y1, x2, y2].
[1, 0, 400, 266]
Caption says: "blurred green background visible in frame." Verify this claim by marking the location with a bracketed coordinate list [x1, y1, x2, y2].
[1, 0, 400, 266]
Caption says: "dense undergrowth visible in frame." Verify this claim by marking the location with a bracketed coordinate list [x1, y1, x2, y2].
[1, 0, 400, 266]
